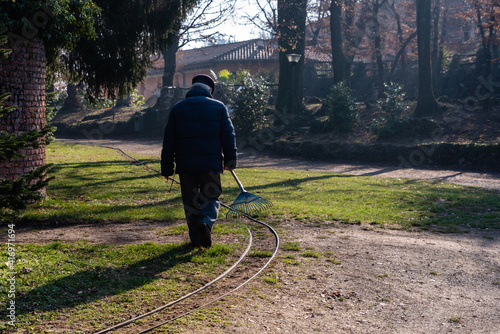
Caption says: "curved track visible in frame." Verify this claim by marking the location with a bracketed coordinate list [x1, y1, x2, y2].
[93, 146, 280, 333]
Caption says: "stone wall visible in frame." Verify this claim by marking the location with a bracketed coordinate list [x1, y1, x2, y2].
[0, 37, 46, 180]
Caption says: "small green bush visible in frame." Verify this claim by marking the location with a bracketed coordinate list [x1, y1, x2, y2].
[377, 82, 410, 117]
[373, 82, 412, 139]
[323, 82, 358, 132]
[228, 70, 271, 137]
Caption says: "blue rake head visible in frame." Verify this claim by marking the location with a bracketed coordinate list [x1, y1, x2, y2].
[226, 191, 272, 218]
[226, 169, 272, 218]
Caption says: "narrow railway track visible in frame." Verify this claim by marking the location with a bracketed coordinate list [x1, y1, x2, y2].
[92, 145, 280, 333]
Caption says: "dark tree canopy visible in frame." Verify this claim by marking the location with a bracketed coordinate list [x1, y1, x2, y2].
[68, 0, 201, 99]
[1, 0, 200, 100]
[1, 0, 100, 65]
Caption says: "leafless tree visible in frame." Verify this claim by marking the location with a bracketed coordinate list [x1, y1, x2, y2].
[242, 0, 279, 37]
[159, 0, 237, 89]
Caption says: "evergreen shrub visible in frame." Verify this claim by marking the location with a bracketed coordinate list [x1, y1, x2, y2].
[323, 82, 358, 132]
[218, 70, 271, 137]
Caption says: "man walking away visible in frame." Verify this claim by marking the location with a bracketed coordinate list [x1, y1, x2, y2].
[161, 74, 237, 248]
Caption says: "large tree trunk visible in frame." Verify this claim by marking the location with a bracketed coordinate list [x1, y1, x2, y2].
[330, 0, 348, 85]
[161, 29, 180, 88]
[276, 0, 307, 130]
[431, 0, 441, 95]
[115, 95, 131, 107]
[414, 0, 439, 118]
[0, 37, 47, 189]
[372, 0, 384, 98]
[61, 83, 83, 112]
[155, 23, 181, 110]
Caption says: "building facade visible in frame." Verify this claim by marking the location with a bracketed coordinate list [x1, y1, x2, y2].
[138, 39, 279, 105]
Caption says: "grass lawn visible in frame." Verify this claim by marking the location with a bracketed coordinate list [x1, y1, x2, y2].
[1, 142, 499, 332]
[0, 241, 242, 332]
[23, 142, 500, 231]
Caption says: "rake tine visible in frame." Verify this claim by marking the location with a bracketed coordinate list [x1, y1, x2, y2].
[226, 201, 271, 219]
[225, 170, 273, 219]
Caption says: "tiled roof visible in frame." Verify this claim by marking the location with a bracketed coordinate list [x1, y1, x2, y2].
[149, 39, 332, 73]
[305, 46, 332, 63]
[213, 39, 278, 61]
[176, 39, 279, 68]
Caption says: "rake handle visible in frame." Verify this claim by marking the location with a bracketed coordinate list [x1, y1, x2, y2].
[229, 169, 246, 193]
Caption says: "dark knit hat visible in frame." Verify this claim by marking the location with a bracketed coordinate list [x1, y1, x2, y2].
[192, 74, 215, 92]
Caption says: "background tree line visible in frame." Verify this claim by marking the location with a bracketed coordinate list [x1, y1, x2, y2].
[1, 0, 200, 215]
[2, 0, 500, 212]
[266, 0, 500, 121]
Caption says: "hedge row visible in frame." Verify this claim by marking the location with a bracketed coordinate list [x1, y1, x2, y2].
[54, 108, 169, 139]
[272, 140, 500, 172]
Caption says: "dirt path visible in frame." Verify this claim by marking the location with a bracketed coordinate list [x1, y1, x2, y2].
[16, 221, 500, 333]
[214, 221, 500, 334]
[24, 138, 499, 333]
[55, 138, 500, 190]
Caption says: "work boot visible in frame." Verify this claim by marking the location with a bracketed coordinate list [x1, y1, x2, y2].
[198, 223, 212, 248]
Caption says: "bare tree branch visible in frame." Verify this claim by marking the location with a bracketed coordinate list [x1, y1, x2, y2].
[242, 0, 278, 36]
[179, 0, 237, 47]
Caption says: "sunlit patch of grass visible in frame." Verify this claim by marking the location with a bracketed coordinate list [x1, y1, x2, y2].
[223, 168, 500, 231]
[0, 240, 243, 332]
[23, 143, 184, 222]
[281, 242, 301, 252]
[21, 143, 500, 232]
[301, 251, 321, 258]
[158, 224, 188, 236]
[250, 250, 273, 258]
[263, 273, 278, 285]
[326, 258, 342, 265]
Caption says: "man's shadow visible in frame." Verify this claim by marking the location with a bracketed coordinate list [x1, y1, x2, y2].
[13, 243, 197, 316]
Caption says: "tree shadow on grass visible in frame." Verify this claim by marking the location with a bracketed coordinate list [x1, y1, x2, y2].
[48, 160, 163, 192]
[232, 169, 500, 232]
[13, 242, 197, 316]
[224, 172, 341, 193]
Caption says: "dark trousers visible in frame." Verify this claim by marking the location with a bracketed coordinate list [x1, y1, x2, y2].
[179, 173, 222, 245]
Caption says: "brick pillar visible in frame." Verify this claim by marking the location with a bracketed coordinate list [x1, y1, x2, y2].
[0, 37, 46, 186]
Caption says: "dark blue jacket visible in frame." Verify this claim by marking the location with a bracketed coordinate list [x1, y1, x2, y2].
[161, 88, 237, 176]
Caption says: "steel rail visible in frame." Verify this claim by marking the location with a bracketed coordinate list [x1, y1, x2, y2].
[136, 202, 279, 333]
[90, 144, 279, 333]
[94, 226, 253, 334]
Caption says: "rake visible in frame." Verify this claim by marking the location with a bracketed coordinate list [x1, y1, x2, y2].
[226, 169, 272, 218]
